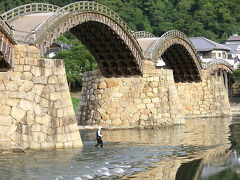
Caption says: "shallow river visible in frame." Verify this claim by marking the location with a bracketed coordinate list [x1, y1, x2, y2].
[1, 116, 240, 180]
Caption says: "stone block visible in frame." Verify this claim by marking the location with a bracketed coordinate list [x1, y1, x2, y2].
[33, 77, 48, 84]
[21, 72, 33, 80]
[71, 131, 81, 141]
[35, 115, 51, 127]
[6, 81, 19, 91]
[32, 132, 47, 143]
[0, 105, 11, 115]
[126, 106, 137, 114]
[121, 113, 129, 120]
[19, 100, 33, 111]
[112, 92, 123, 98]
[31, 66, 41, 77]
[44, 68, 53, 77]
[112, 118, 122, 125]
[0, 81, 5, 91]
[57, 108, 64, 118]
[153, 88, 158, 93]
[98, 82, 107, 89]
[106, 108, 116, 115]
[50, 92, 62, 101]
[34, 105, 44, 116]
[64, 141, 73, 148]
[14, 65, 23, 72]
[137, 104, 146, 109]
[152, 98, 160, 103]
[61, 91, 70, 99]
[41, 142, 55, 149]
[0, 72, 9, 82]
[7, 124, 17, 136]
[150, 82, 158, 88]
[55, 143, 64, 149]
[140, 114, 148, 120]
[0, 115, 12, 126]
[56, 134, 67, 143]
[33, 84, 44, 96]
[48, 76, 58, 84]
[19, 80, 34, 92]
[72, 139, 83, 148]
[141, 109, 150, 115]
[102, 114, 109, 121]
[23, 65, 31, 72]
[39, 98, 48, 108]
[8, 72, 21, 81]
[143, 99, 151, 104]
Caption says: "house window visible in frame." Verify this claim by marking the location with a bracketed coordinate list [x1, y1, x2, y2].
[212, 53, 216, 59]
[223, 53, 226, 59]
[218, 53, 221, 58]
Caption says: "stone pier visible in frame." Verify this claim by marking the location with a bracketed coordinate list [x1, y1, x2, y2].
[77, 61, 231, 128]
[0, 45, 82, 150]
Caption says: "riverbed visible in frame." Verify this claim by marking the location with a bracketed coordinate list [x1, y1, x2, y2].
[0, 116, 239, 179]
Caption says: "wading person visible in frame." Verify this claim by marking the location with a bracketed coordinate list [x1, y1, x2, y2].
[95, 126, 103, 148]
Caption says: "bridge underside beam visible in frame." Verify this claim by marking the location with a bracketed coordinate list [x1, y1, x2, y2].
[162, 44, 201, 83]
[70, 21, 141, 77]
[0, 55, 11, 71]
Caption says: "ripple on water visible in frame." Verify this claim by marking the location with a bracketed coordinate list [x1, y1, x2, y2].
[0, 117, 236, 179]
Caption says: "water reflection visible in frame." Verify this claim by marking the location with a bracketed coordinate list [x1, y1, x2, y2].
[0, 116, 238, 179]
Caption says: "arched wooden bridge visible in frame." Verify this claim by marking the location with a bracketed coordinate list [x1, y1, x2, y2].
[0, 2, 234, 82]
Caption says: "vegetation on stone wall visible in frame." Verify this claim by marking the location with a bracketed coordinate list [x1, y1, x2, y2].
[71, 97, 80, 113]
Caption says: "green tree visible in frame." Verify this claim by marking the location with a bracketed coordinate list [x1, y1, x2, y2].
[54, 40, 98, 90]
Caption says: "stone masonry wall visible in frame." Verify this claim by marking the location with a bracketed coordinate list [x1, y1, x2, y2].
[176, 70, 231, 118]
[77, 61, 184, 128]
[0, 44, 82, 150]
[77, 60, 231, 128]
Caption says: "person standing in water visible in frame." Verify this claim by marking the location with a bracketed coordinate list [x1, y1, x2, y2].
[95, 126, 103, 148]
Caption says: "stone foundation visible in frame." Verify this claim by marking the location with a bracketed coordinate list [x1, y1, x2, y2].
[77, 61, 231, 127]
[176, 70, 231, 118]
[0, 45, 82, 150]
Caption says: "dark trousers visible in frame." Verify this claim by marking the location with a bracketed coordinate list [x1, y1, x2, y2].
[95, 137, 103, 148]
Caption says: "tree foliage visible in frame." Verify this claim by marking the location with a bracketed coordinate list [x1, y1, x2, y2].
[1, 0, 240, 88]
[2, 0, 240, 43]
[54, 35, 98, 89]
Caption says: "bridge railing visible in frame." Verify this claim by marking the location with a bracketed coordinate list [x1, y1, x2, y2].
[0, 16, 14, 37]
[133, 31, 155, 39]
[1, 3, 59, 22]
[33, 1, 142, 53]
[202, 59, 234, 71]
[149, 30, 201, 63]
[0, 16, 16, 70]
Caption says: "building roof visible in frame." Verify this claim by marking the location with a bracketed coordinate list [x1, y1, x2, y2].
[189, 37, 230, 52]
[53, 41, 72, 50]
[222, 44, 239, 53]
[227, 35, 240, 41]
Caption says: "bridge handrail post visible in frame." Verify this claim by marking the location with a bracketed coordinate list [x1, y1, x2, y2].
[8, 1, 144, 67]
[1, 3, 60, 21]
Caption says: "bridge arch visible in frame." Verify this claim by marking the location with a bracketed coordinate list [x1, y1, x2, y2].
[203, 59, 234, 96]
[203, 59, 233, 75]
[2, 3, 60, 22]
[133, 31, 155, 39]
[139, 30, 202, 82]
[5, 1, 144, 77]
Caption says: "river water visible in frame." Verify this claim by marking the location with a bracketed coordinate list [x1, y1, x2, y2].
[0, 116, 240, 180]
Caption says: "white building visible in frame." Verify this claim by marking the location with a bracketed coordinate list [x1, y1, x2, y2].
[189, 37, 237, 68]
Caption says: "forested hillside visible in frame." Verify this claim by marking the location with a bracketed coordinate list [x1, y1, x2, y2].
[1, 0, 240, 43]
[1, 0, 240, 88]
